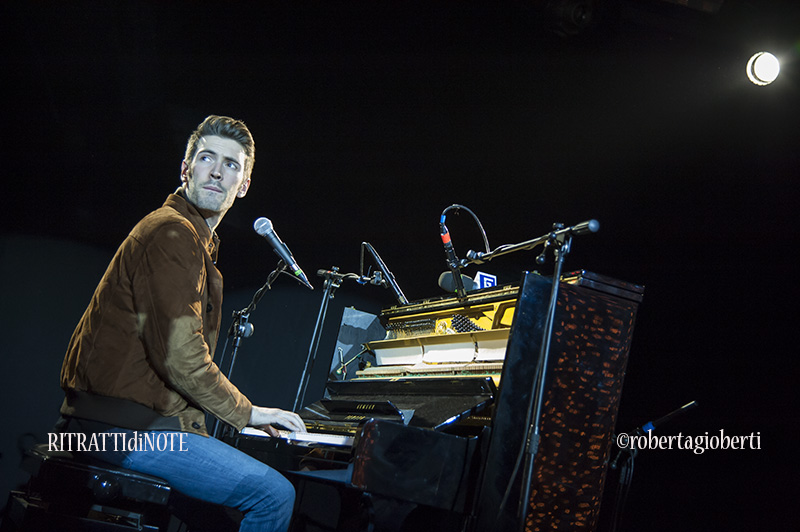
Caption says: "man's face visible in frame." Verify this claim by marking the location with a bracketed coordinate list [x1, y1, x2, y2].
[181, 135, 250, 214]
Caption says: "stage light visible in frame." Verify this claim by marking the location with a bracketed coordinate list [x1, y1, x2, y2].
[746, 52, 780, 86]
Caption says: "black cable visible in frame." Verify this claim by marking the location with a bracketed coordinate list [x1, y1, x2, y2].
[440, 204, 491, 255]
[609, 451, 635, 532]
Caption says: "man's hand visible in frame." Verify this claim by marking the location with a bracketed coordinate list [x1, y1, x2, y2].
[248, 406, 307, 437]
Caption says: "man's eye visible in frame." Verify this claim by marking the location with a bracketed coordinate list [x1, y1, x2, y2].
[226, 162, 239, 170]
[200, 155, 212, 162]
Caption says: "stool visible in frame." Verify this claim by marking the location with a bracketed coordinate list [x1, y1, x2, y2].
[2, 444, 172, 531]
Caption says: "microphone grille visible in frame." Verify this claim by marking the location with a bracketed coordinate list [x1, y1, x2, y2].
[253, 217, 273, 236]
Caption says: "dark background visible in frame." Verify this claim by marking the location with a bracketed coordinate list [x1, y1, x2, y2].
[1, 1, 798, 530]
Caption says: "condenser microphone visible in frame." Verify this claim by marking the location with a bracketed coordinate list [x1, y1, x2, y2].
[440, 222, 466, 297]
[253, 217, 313, 290]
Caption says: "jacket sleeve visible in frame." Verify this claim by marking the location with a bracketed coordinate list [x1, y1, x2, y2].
[133, 221, 252, 430]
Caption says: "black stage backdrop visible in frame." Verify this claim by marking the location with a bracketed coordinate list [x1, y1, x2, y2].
[1, 1, 798, 530]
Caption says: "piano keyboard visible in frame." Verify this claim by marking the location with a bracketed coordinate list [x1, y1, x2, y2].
[240, 426, 355, 447]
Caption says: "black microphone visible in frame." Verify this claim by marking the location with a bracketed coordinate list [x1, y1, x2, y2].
[610, 400, 698, 469]
[253, 217, 313, 290]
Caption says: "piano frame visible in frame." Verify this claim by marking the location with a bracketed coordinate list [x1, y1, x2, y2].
[225, 270, 642, 532]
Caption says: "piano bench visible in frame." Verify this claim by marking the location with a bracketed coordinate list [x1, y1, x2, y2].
[2, 444, 172, 531]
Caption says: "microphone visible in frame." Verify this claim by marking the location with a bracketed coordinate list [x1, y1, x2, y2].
[440, 222, 466, 297]
[610, 400, 698, 469]
[253, 217, 313, 290]
[361, 242, 409, 305]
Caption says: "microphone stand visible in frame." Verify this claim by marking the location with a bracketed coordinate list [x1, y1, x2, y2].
[463, 219, 599, 531]
[460, 219, 599, 267]
[516, 225, 571, 531]
[292, 254, 408, 412]
[291, 259, 404, 412]
[212, 261, 286, 439]
[292, 267, 351, 412]
[606, 401, 698, 532]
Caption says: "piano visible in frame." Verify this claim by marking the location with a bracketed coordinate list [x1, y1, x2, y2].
[223, 270, 643, 532]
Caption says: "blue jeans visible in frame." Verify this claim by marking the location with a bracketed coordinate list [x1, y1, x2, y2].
[84, 428, 295, 532]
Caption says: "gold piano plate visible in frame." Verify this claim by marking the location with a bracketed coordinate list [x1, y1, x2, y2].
[355, 361, 504, 386]
[381, 284, 519, 339]
[365, 328, 510, 366]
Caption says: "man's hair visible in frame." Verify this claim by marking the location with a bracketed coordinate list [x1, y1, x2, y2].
[184, 115, 255, 179]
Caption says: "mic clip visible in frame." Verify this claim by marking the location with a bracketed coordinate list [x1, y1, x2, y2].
[464, 249, 486, 265]
[535, 224, 566, 265]
[234, 321, 254, 338]
[229, 310, 255, 340]
[370, 270, 388, 288]
[354, 271, 388, 288]
[317, 268, 348, 281]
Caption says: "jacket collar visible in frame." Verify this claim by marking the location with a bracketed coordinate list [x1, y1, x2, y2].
[165, 190, 220, 263]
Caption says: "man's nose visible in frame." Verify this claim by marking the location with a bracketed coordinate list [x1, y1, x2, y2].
[210, 162, 223, 179]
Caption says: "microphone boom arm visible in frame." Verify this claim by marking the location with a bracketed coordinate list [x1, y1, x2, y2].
[461, 219, 599, 267]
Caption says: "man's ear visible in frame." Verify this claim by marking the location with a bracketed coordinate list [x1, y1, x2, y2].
[237, 178, 251, 198]
[180, 161, 189, 184]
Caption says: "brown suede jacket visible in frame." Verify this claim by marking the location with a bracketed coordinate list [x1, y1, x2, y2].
[60, 192, 252, 436]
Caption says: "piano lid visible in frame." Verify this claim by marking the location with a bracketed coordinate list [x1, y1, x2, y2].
[562, 270, 645, 302]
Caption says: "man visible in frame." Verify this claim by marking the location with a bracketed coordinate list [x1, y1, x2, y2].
[58, 115, 305, 532]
